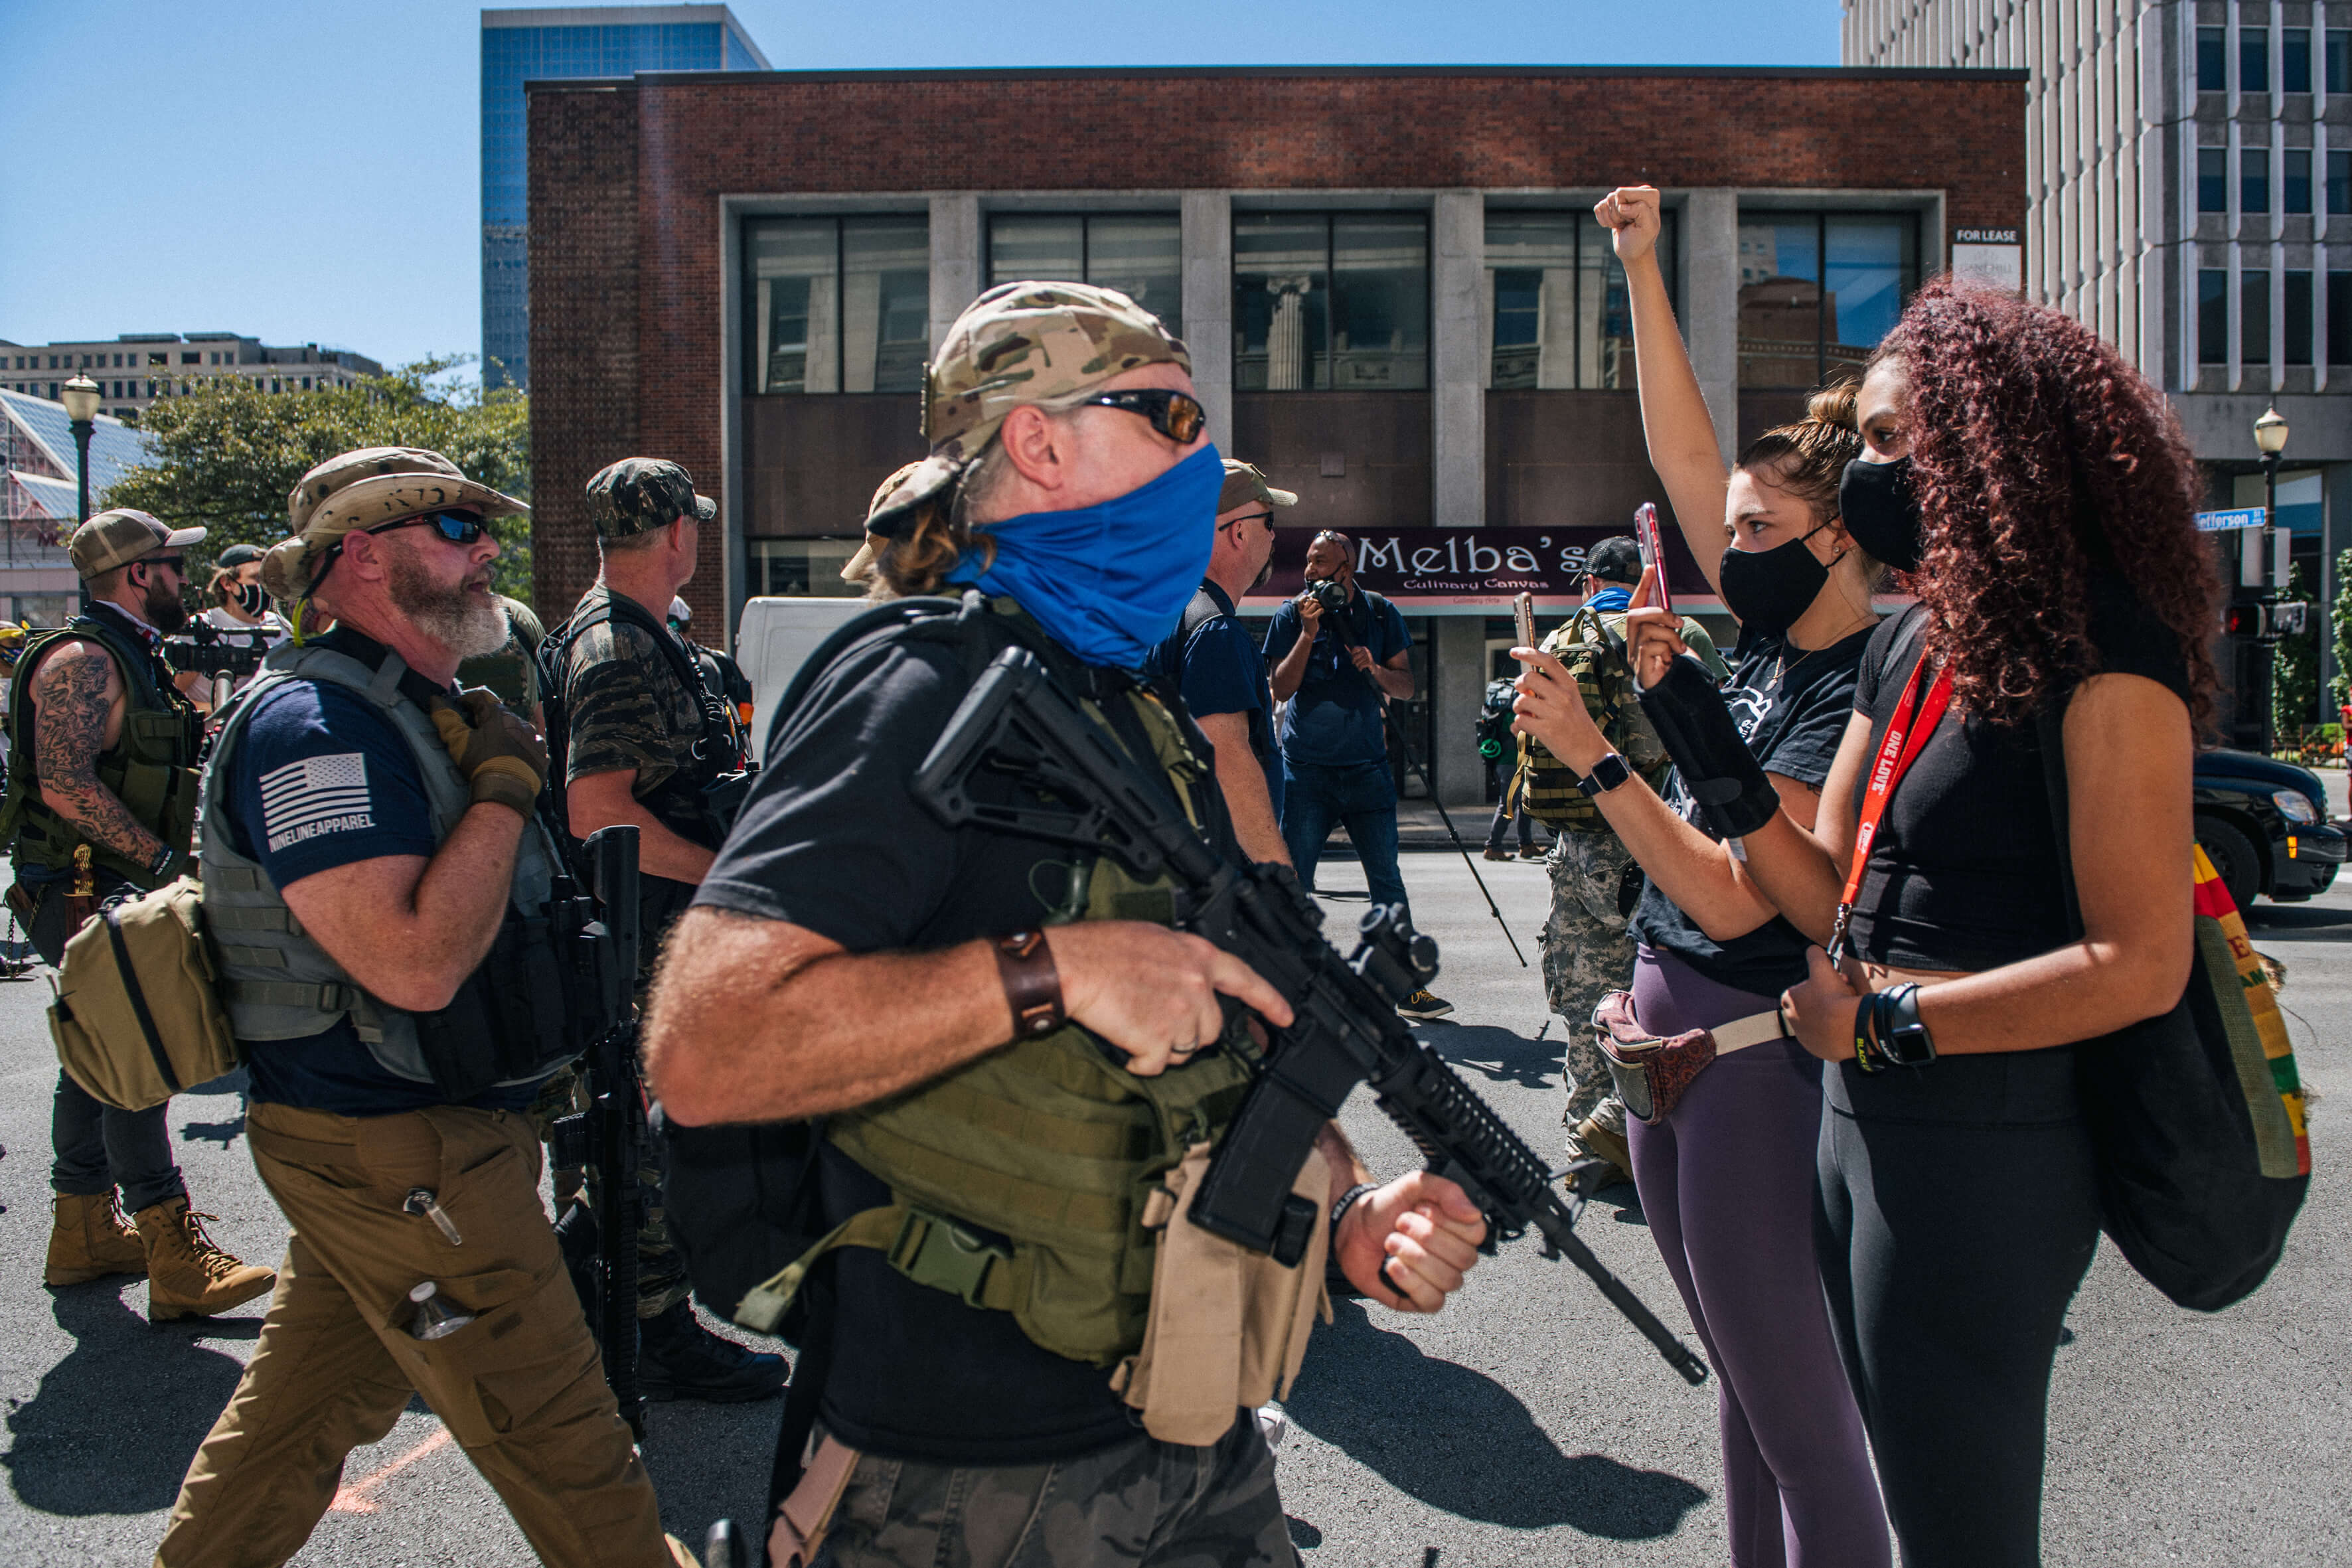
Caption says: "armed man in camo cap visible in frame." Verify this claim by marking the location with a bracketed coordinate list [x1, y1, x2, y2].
[645, 281, 1484, 1568]
[533, 455, 787, 1406]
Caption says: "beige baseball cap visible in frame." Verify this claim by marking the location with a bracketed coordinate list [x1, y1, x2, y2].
[1219, 460, 1296, 514]
[68, 509, 206, 581]
[266, 446, 526, 599]
[866, 281, 1190, 539]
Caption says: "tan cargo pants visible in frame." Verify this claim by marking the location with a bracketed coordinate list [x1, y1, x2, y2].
[154, 1101, 677, 1568]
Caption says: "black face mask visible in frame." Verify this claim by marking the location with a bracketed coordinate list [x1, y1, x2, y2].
[1838, 456, 1922, 572]
[1718, 522, 1843, 637]
[231, 580, 268, 618]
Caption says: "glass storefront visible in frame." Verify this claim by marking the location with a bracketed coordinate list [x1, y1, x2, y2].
[1736, 212, 1919, 388]
[1234, 213, 1429, 391]
[744, 215, 929, 394]
[750, 538, 866, 598]
[1484, 209, 1678, 390]
[988, 213, 1182, 338]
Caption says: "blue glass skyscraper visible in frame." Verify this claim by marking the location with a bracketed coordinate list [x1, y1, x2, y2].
[482, 6, 767, 390]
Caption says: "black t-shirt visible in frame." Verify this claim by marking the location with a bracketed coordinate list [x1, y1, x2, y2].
[1628, 621, 1875, 996]
[694, 623, 1140, 1465]
[1846, 579, 2192, 972]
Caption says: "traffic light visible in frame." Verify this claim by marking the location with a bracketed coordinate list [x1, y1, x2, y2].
[2223, 600, 2310, 639]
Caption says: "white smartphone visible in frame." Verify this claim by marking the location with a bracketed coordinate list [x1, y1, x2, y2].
[1633, 503, 1674, 616]
[1514, 590, 1536, 654]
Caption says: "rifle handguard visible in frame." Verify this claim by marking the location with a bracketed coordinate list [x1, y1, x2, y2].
[1636, 655, 1780, 839]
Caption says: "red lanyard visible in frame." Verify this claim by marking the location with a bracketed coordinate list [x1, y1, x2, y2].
[1829, 656, 1953, 959]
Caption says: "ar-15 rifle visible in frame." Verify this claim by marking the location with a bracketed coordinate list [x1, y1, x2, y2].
[911, 648, 1709, 1387]
[548, 824, 648, 1438]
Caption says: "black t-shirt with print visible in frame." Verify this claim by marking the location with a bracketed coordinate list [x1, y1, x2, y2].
[1628, 621, 1875, 997]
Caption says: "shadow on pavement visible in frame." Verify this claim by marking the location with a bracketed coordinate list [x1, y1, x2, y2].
[1286, 1300, 1706, 1538]
[2247, 904, 2352, 942]
[1421, 1023, 1561, 1093]
[3, 1286, 252, 1516]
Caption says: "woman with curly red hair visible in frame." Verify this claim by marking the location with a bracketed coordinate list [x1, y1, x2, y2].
[1661, 277, 2219, 1565]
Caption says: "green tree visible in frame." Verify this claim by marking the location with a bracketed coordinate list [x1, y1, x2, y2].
[2274, 560, 2319, 745]
[2335, 547, 2352, 713]
[103, 358, 532, 601]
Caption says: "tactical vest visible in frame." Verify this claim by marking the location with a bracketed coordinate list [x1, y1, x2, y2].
[196, 640, 576, 1098]
[738, 596, 1257, 1370]
[0, 611, 205, 889]
[1516, 605, 1676, 832]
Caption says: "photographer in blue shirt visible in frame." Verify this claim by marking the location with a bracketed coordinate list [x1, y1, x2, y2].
[1263, 530, 1450, 1020]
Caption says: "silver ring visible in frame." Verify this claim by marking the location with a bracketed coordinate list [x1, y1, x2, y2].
[1170, 1038, 1201, 1056]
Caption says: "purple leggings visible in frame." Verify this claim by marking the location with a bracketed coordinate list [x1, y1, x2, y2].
[1627, 945, 1889, 1568]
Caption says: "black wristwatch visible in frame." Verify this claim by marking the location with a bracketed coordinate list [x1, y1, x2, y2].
[1878, 983, 1937, 1067]
[1576, 752, 1632, 798]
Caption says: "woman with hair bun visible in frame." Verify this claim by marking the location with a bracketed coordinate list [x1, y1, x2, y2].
[1707, 279, 2218, 1565]
[1511, 185, 1890, 1567]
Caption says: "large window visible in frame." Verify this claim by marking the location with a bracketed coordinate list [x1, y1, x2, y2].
[2243, 27, 2270, 93]
[987, 214, 1182, 339]
[2287, 149, 2313, 214]
[2242, 271, 2271, 364]
[1736, 212, 1919, 389]
[2331, 30, 2351, 93]
[2199, 26, 2225, 92]
[744, 214, 929, 395]
[2200, 147, 2228, 212]
[2286, 272, 2313, 366]
[2242, 149, 2271, 214]
[2330, 273, 2352, 362]
[1233, 213, 1428, 390]
[2286, 29, 2313, 93]
[2199, 270, 2228, 364]
[1482, 209, 1677, 390]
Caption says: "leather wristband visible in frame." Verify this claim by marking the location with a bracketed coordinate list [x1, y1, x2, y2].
[993, 930, 1066, 1040]
[1636, 655, 1781, 838]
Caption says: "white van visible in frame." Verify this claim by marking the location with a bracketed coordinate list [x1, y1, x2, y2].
[732, 595, 875, 760]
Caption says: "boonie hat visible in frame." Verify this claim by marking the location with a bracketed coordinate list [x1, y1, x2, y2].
[840, 461, 926, 584]
[585, 457, 716, 542]
[1219, 460, 1296, 514]
[868, 281, 1190, 539]
[267, 446, 525, 599]
[70, 510, 206, 582]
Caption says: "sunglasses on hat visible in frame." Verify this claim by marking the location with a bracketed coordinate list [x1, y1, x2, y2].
[368, 509, 489, 546]
[1058, 387, 1208, 445]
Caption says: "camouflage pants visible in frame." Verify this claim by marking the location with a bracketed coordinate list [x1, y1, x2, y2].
[1541, 830, 1638, 1146]
[530, 1066, 691, 1320]
[813, 1413, 1293, 1568]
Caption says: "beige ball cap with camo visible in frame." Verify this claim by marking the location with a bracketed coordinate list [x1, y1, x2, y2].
[264, 446, 527, 600]
[839, 460, 927, 585]
[865, 279, 1190, 540]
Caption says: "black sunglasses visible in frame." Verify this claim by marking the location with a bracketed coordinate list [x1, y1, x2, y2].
[137, 555, 185, 574]
[1221, 511, 1275, 533]
[369, 510, 488, 546]
[1061, 387, 1208, 445]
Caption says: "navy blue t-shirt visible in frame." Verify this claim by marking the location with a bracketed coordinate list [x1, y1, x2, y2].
[221, 635, 538, 1115]
[1150, 580, 1283, 815]
[1263, 588, 1411, 766]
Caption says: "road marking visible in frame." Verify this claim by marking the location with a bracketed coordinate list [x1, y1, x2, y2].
[330, 1427, 453, 1514]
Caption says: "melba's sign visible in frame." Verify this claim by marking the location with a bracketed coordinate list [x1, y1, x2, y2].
[1244, 524, 1709, 608]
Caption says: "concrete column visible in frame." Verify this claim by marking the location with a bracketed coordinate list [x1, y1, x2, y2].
[929, 194, 981, 354]
[1432, 189, 1485, 525]
[1182, 191, 1235, 453]
[1684, 189, 1741, 463]
[1430, 617, 1488, 807]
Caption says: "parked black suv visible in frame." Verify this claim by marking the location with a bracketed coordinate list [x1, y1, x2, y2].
[2193, 749, 2346, 909]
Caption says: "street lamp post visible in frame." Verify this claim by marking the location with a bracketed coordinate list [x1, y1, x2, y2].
[2253, 404, 2291, 756]
[60, 375, 102, 616]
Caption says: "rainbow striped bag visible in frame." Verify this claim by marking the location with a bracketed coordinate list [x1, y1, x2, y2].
[2044, 721, 2312, 1312]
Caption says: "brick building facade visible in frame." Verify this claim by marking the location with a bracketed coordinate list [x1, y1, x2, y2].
[527, 65, 2024, 799]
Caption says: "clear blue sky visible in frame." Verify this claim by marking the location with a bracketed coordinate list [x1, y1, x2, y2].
[1, 1, 1837, 374]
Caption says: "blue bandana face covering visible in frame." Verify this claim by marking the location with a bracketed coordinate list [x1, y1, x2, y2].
[946, 443, 1223, 668]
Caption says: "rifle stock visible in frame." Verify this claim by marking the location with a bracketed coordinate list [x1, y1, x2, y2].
[911, 649, 1708, 1387]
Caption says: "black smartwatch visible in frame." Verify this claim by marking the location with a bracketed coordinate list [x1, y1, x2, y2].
[1576, 752, 1632, 798]
[1877, 983, 1937, 1067]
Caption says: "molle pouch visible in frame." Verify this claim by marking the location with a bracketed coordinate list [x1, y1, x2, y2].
[1111, 1140, 1332, 1447]
[1589, 991, 1788, 1125]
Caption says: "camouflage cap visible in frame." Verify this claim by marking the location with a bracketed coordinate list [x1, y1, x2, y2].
[868, 281, 1190, 538]
[840, 461, 925, 584]
[585, 457, 716, 541]
[69, 509, 206, 581]
[268, 446, 525, 599]
[1219, 460, 1296, 514]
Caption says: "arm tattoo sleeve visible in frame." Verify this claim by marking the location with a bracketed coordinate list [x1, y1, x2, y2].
[32, 647, 167, 866]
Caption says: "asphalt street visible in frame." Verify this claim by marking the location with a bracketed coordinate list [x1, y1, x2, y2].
[1, 788, 2347, 1567]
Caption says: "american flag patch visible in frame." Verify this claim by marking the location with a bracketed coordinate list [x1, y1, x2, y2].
[261, 752, 375, 854]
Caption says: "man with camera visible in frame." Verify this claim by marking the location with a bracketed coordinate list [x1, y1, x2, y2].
[645, 281, 1484, 1568]
[1264, 530, 1450, 1019]
[1146, 458, 1293, 865]
[3, 509, 277, 1320]
[158, 446, 688, 1567]
[540, 457, 786, 1405]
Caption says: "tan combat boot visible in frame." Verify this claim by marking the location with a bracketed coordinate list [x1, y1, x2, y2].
[133, 1196, 277, 1322]
[44, 1192, 149, 1287]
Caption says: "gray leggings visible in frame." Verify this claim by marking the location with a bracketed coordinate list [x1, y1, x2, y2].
[1816, 1048, 2100, 1568]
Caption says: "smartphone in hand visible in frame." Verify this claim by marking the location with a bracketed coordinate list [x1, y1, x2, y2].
[1633, 503, 1674, 616]
[1514, 591, 1537, 656]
